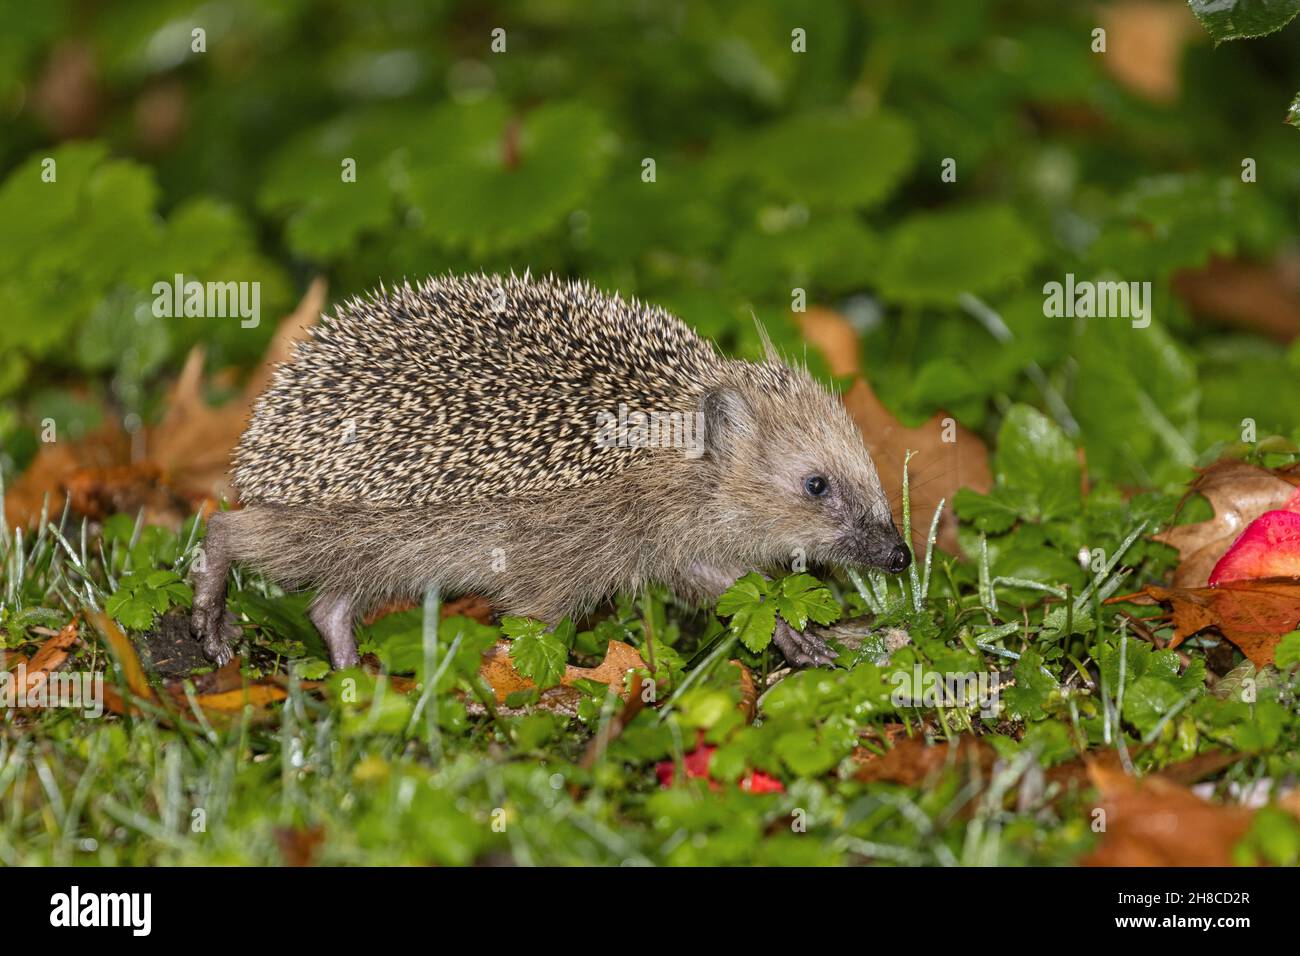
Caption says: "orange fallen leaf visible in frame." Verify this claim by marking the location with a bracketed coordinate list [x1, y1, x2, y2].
[479, 639, 645, 713]
[4, 619, 81, 709]
[3, 420, 134, 530]
[179, 655, 245, 695]
[1153, 459, 1300, 588]
[853, 735, 996, 785]
[1082, 760, 1254, 867]
[732, 660, 757, 723]
[275, 825, 326, 867]
[1045, 748, 1242, 791]
[1099, 1, 1199, 105]
[184, 684, 288, 713]
[90, 612, 302, 721]
[24, 619, 80, 679]
[1111, 579, 1300, 667]
[799, 307, 992, 554]
[89, 611, 154, 701]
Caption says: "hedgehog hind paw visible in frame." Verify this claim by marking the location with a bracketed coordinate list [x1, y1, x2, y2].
[192, 604, 239, 667]
[772, 619, 837, 669]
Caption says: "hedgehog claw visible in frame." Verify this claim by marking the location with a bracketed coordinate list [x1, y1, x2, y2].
[192, 603, 237, 667]
[772, 619, 838, 668]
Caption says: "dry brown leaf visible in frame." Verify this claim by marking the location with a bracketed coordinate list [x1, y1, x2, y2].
[1112, 578, 1300, 667]
[479, 639, 645, 713]
[6, 620, 81, 708]
[178, 655, 245, 695]
[1099, 1, 1199, 105]
[90, 612, 302, 721]
[852, 735, 996, 785]
[3, 420, 133, 529]
[732, 660, 757, 723]
[61, 461, 195, 525]
[33, 40, 101, 138]
[152, 277, 326, 504]
[24, 619, 80, 678]
[4, 279, 326, 529]
[799, 307, 992, 554]
[89, 611, 154, 702]
[275, 825, 325, 867]
[1082, 760, 1254, 866]
[185, 684, 288, 713]
[1174, 254, 1300, 343]
[1152, 459, 1300, 588]
[439, 594, 494, 625]
[1045, 747, 1241, 790]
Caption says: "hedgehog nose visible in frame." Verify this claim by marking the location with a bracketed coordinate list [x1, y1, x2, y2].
[886, 545, 911, 574]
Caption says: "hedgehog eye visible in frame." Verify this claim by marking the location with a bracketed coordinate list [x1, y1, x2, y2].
[803, 475, 829, 498]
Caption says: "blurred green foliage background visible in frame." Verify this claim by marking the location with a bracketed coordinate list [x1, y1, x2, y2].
[2, 0, 1299, 492]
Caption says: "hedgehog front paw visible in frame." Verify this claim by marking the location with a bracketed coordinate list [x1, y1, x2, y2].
[191, 602, 237, 667]
[772, 619, 838, 668]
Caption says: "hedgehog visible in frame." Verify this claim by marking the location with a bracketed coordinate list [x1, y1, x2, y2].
[191, 273, 911, 670]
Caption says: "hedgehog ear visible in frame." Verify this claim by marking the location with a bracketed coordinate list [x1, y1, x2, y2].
[700, 386, 753, 459]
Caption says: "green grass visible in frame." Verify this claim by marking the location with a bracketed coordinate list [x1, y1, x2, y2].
[3, 451, 1298, 868]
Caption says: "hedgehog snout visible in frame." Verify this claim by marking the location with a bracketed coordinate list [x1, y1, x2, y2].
[844, 517, 910, 574]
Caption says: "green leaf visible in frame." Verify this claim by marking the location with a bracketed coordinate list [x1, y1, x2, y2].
[295, 660, 331, 681]
[105, 590, 157, 631]
[1003, 649, 1056, 721]
[739, 110, 916, 210]
[1087, 175, 1273, 278]
[230, 590, 325, 661]
[953, 486, 1024, 534]
[772, 574, 841, 630]
[140, 587, 170, 614]
[716, 573, 768, 617]
[257, 108, 420, 261]
[1188, 0, 1300, 42]
[1123, 675, 1188, 735]
[404, 99, 614, 255]
[511, 712, 563, 750]
[994, 404, 1081, 523]
[143, 569, 182, 588]
[1071, 319, 1199, 487]
[773, 728, 840, 776]
[725, 214, 880, 297]
[716, 573, 780, 652]
[730, 599, 778, 654]
[1275, 631, 1300, 669]
[876, 203, 1041, 304]
[503, 618, 569, 690]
